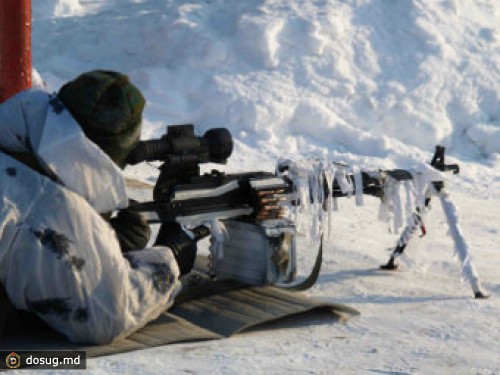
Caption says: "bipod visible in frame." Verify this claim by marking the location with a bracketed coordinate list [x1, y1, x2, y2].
[381, 146, 488, 299]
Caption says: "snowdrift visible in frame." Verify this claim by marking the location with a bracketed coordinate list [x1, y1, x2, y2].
[33, 0, 500, 166]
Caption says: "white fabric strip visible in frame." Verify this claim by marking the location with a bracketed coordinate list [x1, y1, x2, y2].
[353, 165, 364, 207]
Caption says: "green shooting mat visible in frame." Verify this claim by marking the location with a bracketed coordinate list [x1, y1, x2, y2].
[0, 278, 358, 358]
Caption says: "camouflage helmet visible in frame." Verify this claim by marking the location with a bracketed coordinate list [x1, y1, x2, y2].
[58, 70, 145, 168]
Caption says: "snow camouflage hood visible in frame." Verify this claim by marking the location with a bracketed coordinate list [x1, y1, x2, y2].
[58, 70, 145, 169]
[0, 89, 128, 213]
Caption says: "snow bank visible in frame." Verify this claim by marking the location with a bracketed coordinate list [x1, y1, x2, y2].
[33, 0, 500, 200]
[32, 0, 500, 179]
[467, 123, 500, 155]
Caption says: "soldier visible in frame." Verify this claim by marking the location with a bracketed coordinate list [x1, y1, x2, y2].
[0, 71, 202, 343]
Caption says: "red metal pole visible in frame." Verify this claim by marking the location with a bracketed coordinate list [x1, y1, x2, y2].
[0, 0, 32, 103]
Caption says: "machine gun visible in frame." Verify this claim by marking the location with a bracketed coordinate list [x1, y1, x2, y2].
[126, 125, 413, 223]
[127, 124, 486, 297]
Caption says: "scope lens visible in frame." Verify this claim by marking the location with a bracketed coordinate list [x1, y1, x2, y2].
[203, 128, 233, 163]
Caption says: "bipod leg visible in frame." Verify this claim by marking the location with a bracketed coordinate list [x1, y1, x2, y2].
[438, 190, 488, 299]
[381, 208, 427, 270]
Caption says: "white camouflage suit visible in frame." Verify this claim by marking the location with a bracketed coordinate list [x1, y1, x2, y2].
[0, 89, 181, 344]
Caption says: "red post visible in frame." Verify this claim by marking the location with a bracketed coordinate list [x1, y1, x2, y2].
[0, 0, 32, 103]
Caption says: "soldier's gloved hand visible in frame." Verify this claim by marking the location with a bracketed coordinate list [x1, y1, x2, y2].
[109, 207, 151, 252]
[155, 223, 210, 277]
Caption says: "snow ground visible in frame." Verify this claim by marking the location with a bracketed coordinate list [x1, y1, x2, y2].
[18, 0, 500, 373]
[30, 187, 499, 375]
